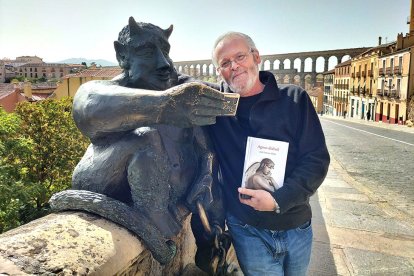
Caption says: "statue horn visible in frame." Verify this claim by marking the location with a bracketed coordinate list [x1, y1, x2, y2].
[128, 16, 142, 36]
[164, 24, 173, 39]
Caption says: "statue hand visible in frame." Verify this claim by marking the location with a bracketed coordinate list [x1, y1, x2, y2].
[160, 83, 239, 127]
[186, 174, 213, 213]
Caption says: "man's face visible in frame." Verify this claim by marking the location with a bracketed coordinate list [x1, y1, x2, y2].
[214, 37, 261, 96]
[126, 35, 177, 90]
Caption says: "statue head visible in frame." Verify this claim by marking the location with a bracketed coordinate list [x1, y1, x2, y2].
[114, 17, 178, 90]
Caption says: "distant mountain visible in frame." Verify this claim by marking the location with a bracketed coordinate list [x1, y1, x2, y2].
[57, 58, 118, 67]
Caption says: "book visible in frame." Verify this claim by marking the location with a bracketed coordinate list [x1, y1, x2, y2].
[221, 92, 240, 116]
[240, 137, 289, 199]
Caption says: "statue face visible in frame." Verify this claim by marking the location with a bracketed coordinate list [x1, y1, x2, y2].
[125, 35, 177, 90]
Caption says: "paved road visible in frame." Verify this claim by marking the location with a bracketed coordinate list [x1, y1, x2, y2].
[320, 117, 414, 221]
[306, 117, 414, 275]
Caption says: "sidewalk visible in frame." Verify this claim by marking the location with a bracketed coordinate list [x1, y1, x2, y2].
[308, 157, 414, 275]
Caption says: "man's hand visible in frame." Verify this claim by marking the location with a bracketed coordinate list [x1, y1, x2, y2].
[238, 187, 276, 211]
[159, 83, 239, 128]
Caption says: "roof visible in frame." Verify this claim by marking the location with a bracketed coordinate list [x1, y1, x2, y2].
[335, 59, 351, 67]
[0, 83, 19, 99]
[65, 67, 122, 79]
[307, 87, 323, 97]
[323, 69, 335, 75]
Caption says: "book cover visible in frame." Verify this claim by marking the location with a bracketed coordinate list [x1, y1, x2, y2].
[222, 92, 240, 116]
[241, 137, 289, 198]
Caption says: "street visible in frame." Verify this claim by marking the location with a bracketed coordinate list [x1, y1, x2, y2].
[306, 117, 414, 275]
[320, 117, 414, 221]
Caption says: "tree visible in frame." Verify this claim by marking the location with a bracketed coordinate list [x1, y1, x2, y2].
[0, 108, 32, 231]
[0, 98, 89, 233]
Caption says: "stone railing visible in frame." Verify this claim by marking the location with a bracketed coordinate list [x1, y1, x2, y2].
[0, 211, 204, 275]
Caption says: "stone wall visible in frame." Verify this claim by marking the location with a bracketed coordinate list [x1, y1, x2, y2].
[0, 211, 200, 275]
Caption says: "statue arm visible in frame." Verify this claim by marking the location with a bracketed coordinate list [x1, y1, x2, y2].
[73, 80, 167, 139]
[73, 80, 230, 140]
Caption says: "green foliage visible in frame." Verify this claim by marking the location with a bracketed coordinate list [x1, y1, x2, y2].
[0, 98, 89, 233]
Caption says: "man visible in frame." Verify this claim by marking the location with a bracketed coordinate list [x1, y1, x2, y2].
[206, 32, 330, 275]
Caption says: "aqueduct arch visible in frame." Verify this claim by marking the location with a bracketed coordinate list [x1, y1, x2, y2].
[173, 47, 370, 88]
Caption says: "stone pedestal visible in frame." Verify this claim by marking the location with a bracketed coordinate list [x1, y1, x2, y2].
[0, 211, 198, 275]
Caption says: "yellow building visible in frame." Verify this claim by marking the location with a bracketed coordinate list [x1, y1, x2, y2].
[334, 60, 351, 117]
[53, 67, 122, 99]
[377, 48, 411, 124]
[349, 41, 393, 120]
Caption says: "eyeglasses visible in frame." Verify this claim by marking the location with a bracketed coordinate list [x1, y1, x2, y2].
[217, 49, 254, 71]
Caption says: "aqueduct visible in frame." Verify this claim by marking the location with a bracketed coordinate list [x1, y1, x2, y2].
[174, 47, 371, 88]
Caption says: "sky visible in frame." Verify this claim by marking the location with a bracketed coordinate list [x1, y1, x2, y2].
[0, 0, 411, 64]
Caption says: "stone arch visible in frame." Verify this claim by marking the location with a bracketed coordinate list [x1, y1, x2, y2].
[283, 59, 291, 70]
[196, 64, 201, 77]
[275, 74, 281, 82]
[328, 56, 338, 70]
[341, 55, 351, 63]
[273, 60, 281, 70]
[293, 75, 301, 85]
[293, 58, 302, 72]
[209, 64, 215, 76]
[263, 60, 271, 70]
[202, 64, 208, 76]
[283, 74, 291, 84]
[316, 57, 325, 73]
[316, 73, 324, 85]
[304, 57, 313, 72]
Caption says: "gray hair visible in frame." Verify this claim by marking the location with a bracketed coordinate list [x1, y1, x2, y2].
[211, 32, 258, 67]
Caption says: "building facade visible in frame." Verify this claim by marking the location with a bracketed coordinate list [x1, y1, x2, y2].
[377, 48, 410, 124]
[333, 60, 351, 117]
[53, 67, 122, 99]
[349, 42, 393, 121]
[323, 69, 335, 115]
[1, 56, 85, 83]
[308, 87, 324, 114]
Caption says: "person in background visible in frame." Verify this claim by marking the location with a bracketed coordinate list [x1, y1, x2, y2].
[206, 31, 330, 275]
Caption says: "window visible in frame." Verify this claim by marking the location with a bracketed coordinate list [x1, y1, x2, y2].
[396, 79, 401, 95]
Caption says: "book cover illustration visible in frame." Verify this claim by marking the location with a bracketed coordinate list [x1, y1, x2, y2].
[241, 137, 289, 195]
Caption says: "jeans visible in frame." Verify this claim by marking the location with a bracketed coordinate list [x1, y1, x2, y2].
[226, 214, 312, 276]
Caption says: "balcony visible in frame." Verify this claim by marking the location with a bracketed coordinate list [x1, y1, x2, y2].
[368, 70, 373, 77]
[351, 73, 355, 78]
[376, 89, 383, 96]
[394, 67, 402, 75]
[356, 72, 361, 78]
[379, 68, 385, 76]
[361, 71, 366, 78]
[389, 89, 400, 99]
[385, 67, 392, 75]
